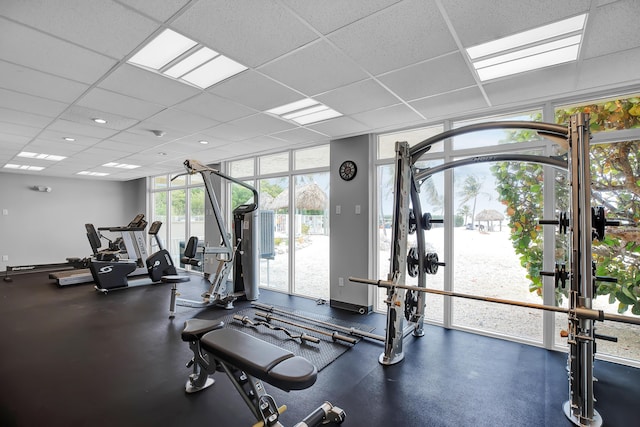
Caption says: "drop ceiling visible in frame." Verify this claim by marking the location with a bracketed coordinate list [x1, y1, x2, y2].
[1, 0, 639, 181]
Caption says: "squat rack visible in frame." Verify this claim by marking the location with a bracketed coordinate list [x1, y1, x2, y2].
[350, 114, 638, 427]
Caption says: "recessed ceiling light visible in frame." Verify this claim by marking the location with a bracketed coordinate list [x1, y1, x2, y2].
[267, 98, 343, 125]
[4, 163, 45, 171]
[198, 140, 209, 145]
[63, 137, 75, 142]
[127, 29, 247, 89]
[158, 152, 167, 156]
[181, 55, 247, 89]
[466, 13, 587, 81]
[129, 29, 197, 70]
[77, 171, 110, 177]
[18, 152, 66, 161]
[93, 118, 107, 124]
[102, 162, 140, 169]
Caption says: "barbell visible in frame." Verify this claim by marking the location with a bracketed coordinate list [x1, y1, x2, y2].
[349, 276, 640, 326]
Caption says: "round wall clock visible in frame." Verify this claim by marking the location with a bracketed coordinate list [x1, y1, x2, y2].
[339, 160, 357, 181]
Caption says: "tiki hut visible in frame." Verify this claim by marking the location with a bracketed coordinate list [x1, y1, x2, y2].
[475, 209, 505, 231]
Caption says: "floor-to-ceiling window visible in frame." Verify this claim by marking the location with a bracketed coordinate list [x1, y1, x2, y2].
[149, 171, 205, 270]
[227, 144, 331, 300]
[552, 94, 640, 362]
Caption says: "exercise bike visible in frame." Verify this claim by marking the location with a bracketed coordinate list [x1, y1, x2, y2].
[88, 219, 177, 292]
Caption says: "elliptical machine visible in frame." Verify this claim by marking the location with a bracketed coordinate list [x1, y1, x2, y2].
[88, 219, 177, 292]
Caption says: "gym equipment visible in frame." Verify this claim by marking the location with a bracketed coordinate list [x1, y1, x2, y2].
[3, 258, 88, 282]
[252, 302, 385, 343]
[89, 219, 177, 292]
[233, 314, 321, 344]
[348, 114, 638, 427]
[254, 311, 358, 345]
[167, 159, 259, 317]
[50, 214, 150, 286]
[180, 319, 346, 426]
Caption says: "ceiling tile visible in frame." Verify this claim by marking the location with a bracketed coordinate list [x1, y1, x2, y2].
[230, 113, 297, 135]
[281, 0, 402, 35]
[209, 71, 303, 111]
[315, 79, 399, 115]
[47, 119, 120, 139]
[0, 17, 117, 84]
[0, 131, 32, 146]
[329, 0, 457, 75]
[483, 63, 578, 107]
[171, 0, 319, 67]
[98, 64, 200, 107]
[77, 88, 165, 120]
[307, 116, 369, 137]
[59, 106, 139, 131]
[259, 40, 368, 96]
[351, 104, 424, 130]
[0, 61, 89, 103]
[23, 138, 94, 156]
[0, 108, 52, 129]
[0, 121, 41, 138]
[0, 88, 68, 118]
[37, 129, 102, 146]
[581, 0, 640, 59]
[116, 0, 190, 23]
[202, 122, 261, 142]
[270, 127, 329, 144]
[577, 47, 640, 92]
[143, 108, 219, 133]
[410, 87, 488, 121]
[378, 53, 477, 101]
[174, 93, 255, 123]
[0, 0, 157, 58]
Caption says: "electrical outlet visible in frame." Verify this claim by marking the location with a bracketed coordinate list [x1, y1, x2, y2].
[2, 209, 7, 216]
[2, 255, 8, 261]
[338, 277, 344, 287]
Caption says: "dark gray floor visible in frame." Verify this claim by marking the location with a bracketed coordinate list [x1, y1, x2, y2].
[1, 271, 638, 427]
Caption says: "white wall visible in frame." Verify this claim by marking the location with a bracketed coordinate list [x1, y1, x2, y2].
[0, 172, 146, 270]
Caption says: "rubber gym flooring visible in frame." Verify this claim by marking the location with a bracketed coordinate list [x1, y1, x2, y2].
[1, 271, 639, 427]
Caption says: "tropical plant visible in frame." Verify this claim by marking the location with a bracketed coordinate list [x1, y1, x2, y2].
[491, 96, 640, 314]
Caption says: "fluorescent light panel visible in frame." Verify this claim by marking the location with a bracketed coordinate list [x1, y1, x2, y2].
[127, 29, 246, 89]
[77, 171, 110, 177]
[4, 163, 45, 171]
[103, 162, 140, 169]
[18, 151, 66, 161]
[467, 14, 587, 81]
[267, 98, 343, 125]
[129, 29, 197, 70]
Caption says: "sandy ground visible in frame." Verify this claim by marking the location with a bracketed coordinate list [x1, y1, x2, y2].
[260, 227, 639, 362]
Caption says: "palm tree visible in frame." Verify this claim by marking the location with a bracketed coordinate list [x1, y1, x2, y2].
[457, 175, 488, 229]
[457, 204, 472, 227]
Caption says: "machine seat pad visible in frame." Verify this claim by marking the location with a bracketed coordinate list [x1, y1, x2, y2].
[201, 328, 317, 391]
[161, 275, 190, 283]
[182, 319, 225, 342]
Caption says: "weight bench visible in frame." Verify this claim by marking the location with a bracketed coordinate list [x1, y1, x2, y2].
[181, 319, 346, 427]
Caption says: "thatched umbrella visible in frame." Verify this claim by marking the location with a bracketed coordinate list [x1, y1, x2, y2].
[267, 184, 327, 211]
[475, 209, 505, 231]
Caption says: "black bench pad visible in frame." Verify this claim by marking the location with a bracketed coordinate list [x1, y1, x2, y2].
[201, 328, 317, 391]
[182, 319, 224, 341]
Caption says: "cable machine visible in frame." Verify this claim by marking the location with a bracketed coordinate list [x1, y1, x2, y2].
[168, 159, 259, 317]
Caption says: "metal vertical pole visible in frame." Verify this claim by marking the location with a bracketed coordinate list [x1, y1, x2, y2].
[379, 141, 411, 365]
[563, 113, 602, 426]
